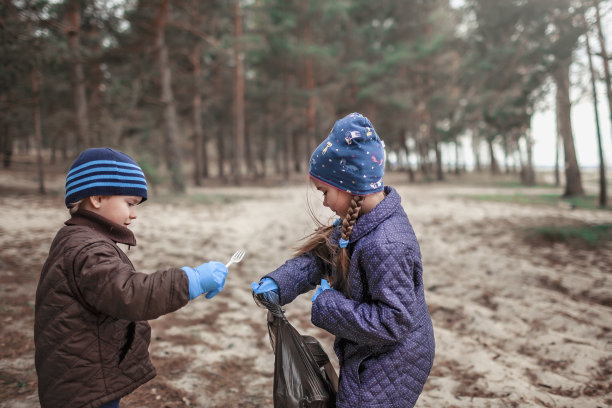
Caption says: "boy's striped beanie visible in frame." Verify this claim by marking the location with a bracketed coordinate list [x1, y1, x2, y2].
[65, 147, 147, 207]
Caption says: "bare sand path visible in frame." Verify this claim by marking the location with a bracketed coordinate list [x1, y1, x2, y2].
[1, 175, 610, 407]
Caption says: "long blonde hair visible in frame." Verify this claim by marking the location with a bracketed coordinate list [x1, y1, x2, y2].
[294, 194, 364, 296]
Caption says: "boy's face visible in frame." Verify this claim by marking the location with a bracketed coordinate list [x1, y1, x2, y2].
[88, 195, 143, 227]
[312, 178, 352, 219]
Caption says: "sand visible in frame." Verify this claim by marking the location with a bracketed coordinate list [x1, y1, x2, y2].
[0, 171, 610, 407]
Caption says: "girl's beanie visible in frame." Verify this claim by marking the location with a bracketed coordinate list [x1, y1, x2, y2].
[65, 147, 148, 207]
[309, 112, 385, 195]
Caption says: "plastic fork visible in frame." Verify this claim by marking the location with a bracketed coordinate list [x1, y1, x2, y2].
[226, 249, 246, 268]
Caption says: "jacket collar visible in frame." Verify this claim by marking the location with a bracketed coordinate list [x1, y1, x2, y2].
[65, 209, 137, 246]
[350, 186, 400, 242]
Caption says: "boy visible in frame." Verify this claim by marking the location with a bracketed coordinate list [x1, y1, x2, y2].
[34, 147, 227, 408]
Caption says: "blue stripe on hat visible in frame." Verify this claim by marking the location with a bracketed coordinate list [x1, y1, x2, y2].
[66, 174, 147, 194]
[67, 159, 142, 177]
[66, 165, 144, 183]
[66, 181, 148, 197]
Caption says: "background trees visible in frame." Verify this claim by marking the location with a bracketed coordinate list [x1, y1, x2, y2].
[1, 0, 610, 202]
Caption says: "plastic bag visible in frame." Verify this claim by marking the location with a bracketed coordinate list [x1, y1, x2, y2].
[254, 294, 338, 408]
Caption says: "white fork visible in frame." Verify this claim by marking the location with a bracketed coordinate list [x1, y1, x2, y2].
[226, 249, 246, 268]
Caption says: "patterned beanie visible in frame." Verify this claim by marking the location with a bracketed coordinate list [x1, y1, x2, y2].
[309, 112, 385, 195]
[65, 147, 147, 207]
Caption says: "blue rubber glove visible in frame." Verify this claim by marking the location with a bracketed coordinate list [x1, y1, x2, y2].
[312, 278, 332, 302]
[251, 277, 280, 304]
[182, 261, 228, 300]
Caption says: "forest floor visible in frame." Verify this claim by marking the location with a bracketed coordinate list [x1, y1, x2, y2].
[0, 164, 611, 408]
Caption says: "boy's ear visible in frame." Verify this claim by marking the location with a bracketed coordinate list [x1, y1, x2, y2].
[88, 196, 104, 209]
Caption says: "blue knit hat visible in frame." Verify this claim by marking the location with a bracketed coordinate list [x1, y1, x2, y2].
[65, 147, 147, 207]
[309, 113, 385, 195]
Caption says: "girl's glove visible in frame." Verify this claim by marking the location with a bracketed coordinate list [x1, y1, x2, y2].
[311, 278, 332, 302]
[182, 261, 228, 300]
[251, 277, 280, 304]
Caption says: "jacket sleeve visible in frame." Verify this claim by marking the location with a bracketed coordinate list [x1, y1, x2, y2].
[264, 252, 329, 305]
[71, 241, 190, 321]
[311, 241, 418, 346]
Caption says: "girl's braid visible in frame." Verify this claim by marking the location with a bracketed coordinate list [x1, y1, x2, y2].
[334, 195, 364, 295]
[341, 195, 364, 242]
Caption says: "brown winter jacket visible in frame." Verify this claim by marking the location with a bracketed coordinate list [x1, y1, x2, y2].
[34, 209, 190, 408]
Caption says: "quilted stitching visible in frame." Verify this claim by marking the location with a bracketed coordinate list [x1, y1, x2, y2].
[267, 186, 435, 407]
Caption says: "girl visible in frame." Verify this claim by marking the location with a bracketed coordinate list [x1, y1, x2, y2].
[252, 113, 435, 408]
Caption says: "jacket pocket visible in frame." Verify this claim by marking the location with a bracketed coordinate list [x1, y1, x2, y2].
[117, 322, 153, 382]
[356, 352, 373, 386]
[118, 322, 135, 363]
[341, 344, 371, 388]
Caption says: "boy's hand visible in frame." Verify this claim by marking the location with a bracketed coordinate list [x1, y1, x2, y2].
[182, 261, 228, 300]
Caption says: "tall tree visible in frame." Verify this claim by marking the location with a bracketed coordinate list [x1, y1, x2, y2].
[585, 26, 608, 206]
[593, 0, 612, 144]
[154, 0, 184, 192]
[64, 0, 90, 153]
[232, 0, 245, 184]
[31, 65, 45, 194]
[555, 57, 584, 196]
[549, 1, 585, 197]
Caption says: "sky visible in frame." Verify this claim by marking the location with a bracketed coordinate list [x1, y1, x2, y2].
[532, 89, 612, 169]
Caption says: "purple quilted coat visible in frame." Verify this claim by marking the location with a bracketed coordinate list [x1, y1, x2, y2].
[266, 186, 435, 408]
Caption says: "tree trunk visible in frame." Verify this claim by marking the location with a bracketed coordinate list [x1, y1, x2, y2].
[282, 73, 291, 181]
[522, 128, 536, 186]
[232, 0, 245, 185]
[416, 138, 429, 179]
[502, 135, 511, 174]
[274, 127, 282, 176]
[554, 58, 584, 197]
[259, 118, 268, 177]
[454, 141, 461, 175]
[31, 68, 45, 194]
[586, 30, 607, 207]
[293, 128, 301, 172]
[89, 25, 103, 146]
[554, 111, 561, 187]
[283, 117, 291, 182]
[213, 53, 225, 180]
[304, 20, 317, 159]
[402, 133, 416, 182]
[191, 45, 204, 186]
[65, 0, 89, 153]
[471, 127, 482, 172]
[0, 93, 11, 168]
[431, 124, 443, 181]
[155, 0, 184, 193]
[245, 118, 255, 175]
[594, 0, 612, 145]
[487, 135, 500, 174]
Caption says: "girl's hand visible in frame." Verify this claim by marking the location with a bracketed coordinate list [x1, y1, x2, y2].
[251, 278, 280, 304]
[311, 278, 332, 302]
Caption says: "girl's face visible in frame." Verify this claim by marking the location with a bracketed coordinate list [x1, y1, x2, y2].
[312, 178, 352, 219]
[87, 195, 142, 227]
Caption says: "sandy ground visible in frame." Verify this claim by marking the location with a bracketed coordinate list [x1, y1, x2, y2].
[0, 170, 611, 408]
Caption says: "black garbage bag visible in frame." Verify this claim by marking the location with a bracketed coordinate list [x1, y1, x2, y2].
[254, 294, 338, 408]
